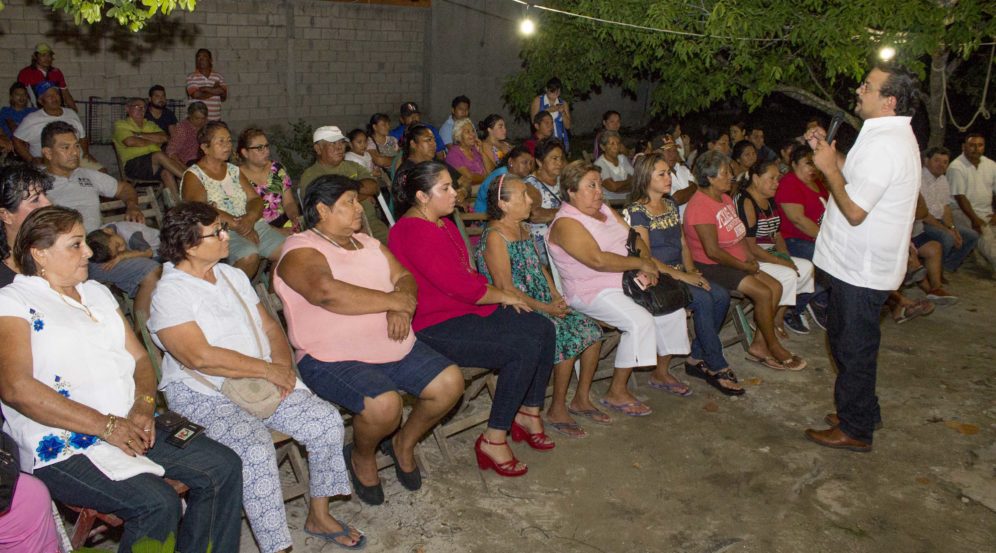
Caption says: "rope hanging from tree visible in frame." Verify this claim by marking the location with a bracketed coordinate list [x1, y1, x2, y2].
[939, 44, 994, 132]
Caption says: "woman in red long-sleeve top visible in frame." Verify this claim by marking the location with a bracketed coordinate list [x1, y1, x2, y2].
[388, 161, 556, 478]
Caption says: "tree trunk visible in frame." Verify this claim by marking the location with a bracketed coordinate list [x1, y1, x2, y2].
[926, 49, 948, 148]
[773, 85, 861, 130]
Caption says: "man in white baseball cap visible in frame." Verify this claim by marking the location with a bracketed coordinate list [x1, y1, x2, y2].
[299, 126, 387, 241]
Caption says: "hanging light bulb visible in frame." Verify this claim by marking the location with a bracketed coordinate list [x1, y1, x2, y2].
[879, 46, 896, 61]
[520, 17, 536, 35]
[519, 4, 536, 36]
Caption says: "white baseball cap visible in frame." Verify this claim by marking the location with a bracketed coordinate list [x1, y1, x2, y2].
[313, 126, 347, 144]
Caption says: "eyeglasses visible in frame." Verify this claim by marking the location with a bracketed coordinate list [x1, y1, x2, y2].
[496, 173, 506, 200]
[200, 222, 229, 239]
[245, 144, 270, 152]
[858, 79, 878, 94]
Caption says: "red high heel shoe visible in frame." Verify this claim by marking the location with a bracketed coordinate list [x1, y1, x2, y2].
[474, 435, 528, 477]
[510, 411, 556, 451]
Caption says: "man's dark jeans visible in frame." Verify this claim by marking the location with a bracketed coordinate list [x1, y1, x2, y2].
[825, 275, 889, 443]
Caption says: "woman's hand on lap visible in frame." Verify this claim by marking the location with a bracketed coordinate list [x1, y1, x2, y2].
[386, 311, 412, 342]
[105, 416, 152, 457]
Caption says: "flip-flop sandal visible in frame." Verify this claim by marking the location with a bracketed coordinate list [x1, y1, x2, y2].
[775, 355, 807, 371]
[597, 398, 653, 417]
[892, 305, 918, 324]
[684, 362, 745, 396]
[744, 352, 789, 371]
[647, 376, 693, 397]
[546, 420, 588, 438]
[304, 516, 367, 550]
[567, 406, 612, 425]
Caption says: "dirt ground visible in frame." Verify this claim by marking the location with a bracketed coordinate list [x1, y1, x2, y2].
[83, 261, 996, 553]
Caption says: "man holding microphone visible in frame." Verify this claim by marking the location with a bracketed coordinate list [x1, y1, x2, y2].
[804, 63, 921, 452]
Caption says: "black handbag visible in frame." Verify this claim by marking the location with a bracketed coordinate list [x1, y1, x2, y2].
[0, 427, 21, 514]
[621, 228, 692, 315]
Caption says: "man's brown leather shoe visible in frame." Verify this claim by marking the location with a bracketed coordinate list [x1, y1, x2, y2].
[825, 413, 884, 430]
[804, 426, 872, 452]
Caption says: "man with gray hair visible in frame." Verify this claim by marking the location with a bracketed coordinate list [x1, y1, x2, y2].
[299, 126, 386, 242]
[165, 101, 209, 166]
[112, 97, 186, 195]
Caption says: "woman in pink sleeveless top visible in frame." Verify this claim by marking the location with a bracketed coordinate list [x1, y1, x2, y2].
[548, 161, 691, 418]
[274, 174, 463, 506]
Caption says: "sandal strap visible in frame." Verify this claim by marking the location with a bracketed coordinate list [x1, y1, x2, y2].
[479, 436, 508, 446]
[715, 368, 739, 383]
[516, 410, 542, 419]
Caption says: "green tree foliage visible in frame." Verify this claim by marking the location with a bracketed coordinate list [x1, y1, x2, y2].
[36, 0, 197, 31]
[504, 1, 995, 143]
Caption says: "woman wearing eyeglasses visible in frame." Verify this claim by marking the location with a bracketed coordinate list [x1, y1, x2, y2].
[181, 121, 285, 278]
[237, 127, 301, 234]
[150, 201, 364, 551]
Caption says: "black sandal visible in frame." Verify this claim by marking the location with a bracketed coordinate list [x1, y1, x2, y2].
[684, 361, 746, 396]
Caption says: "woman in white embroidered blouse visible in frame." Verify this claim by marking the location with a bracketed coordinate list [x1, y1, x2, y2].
[150, 201, 364, 552]
[0, 205, 242, 553]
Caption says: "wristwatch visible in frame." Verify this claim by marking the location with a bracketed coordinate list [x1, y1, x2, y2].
[136, 394, 155, 405]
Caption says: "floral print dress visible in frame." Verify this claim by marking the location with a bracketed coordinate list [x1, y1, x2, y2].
[249, 161, 296, 229]
[475, 226, 601, 363]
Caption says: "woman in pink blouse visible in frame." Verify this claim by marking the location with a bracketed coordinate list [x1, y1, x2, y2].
[445, 118, 492, 192]
[388, 161, 556, 478]
[684, 150, 806, 372]
[274, 174, 464, 505]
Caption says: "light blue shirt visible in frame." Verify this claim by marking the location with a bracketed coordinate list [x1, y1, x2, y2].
[438, 115, 455, 145]
[474, 166, 509, 213]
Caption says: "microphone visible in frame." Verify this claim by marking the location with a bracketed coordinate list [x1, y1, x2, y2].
[825, 111, 845, 144]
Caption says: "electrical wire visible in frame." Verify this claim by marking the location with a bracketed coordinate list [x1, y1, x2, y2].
[509, 0, 784, 42]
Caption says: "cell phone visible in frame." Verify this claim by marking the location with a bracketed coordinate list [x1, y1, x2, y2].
[165, 421, 205, 449]
[634, 273, 651, 291]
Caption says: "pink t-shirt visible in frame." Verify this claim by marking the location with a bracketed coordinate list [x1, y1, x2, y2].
[547, 203, 627, 306]
[388, 217, 496, 331]
[445, 144, 486, 176]
[683, 191, 748, 264]
[273, 231, 415, 363]
[775, 172, 828, 242]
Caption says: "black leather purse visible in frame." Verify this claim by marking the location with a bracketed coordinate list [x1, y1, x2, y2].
[0, 427, 21, 514]
[621, 228, 692, 315]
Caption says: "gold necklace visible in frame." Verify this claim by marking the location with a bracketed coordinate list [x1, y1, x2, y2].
[415, 205, 444, 228]
[56, 291, 98, 322]
[311, 228, 360, 250]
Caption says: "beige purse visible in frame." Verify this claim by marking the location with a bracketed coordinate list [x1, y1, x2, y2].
[184, 271, 282, 419]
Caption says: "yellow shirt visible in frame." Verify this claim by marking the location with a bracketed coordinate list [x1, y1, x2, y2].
[112, 118, 164, 164]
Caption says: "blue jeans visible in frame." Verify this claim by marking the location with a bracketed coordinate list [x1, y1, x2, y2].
[785, 238, 828, 313]
[826, 275, 889, 443]
[416, 307, 555, 431]
[920, 224, 979, 271]
[688, 282, 731, 370]
[34, 429, 243, 553]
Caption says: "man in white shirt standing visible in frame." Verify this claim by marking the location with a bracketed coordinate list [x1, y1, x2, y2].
[804, 63, 922, 452]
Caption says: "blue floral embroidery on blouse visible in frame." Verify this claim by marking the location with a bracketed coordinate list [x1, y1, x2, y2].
[29, 308, 44, 332]
[68, 433, 98, 450]
[58, 389, 71, 398]
[36, 434, 66, 462]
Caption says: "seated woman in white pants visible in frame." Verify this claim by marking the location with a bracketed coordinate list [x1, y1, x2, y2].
[735, 159, 815, 337]
[548, 161, 690, 418]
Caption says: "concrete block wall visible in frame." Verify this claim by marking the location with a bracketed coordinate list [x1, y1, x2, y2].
[0, 0, 429, 135]
[0, 0, 649, 154]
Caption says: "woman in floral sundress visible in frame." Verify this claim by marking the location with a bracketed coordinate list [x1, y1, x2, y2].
[476, 174, 605, 438]
[237, 127, 302, 233]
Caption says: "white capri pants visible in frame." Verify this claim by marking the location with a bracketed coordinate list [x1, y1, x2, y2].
[759, 256, 815, 306]
[571, 288, 690, 369]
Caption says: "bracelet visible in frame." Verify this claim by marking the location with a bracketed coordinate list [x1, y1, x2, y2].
[101, 414, 118, 441]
